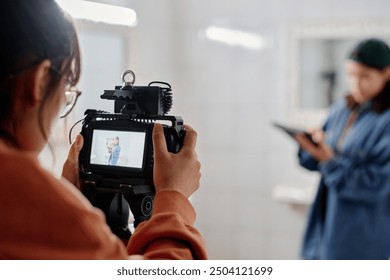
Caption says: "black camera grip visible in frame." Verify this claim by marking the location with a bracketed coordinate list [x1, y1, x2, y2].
[163, 126, 185, 153]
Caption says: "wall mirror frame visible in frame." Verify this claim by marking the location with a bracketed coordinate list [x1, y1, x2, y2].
[286, 19, 390, 126]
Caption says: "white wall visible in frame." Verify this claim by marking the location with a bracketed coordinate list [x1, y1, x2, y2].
[42, 0, 390, 259]
[123, 0, 390, 259]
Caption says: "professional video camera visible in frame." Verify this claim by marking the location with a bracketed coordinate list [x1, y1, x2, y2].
[78, 70, 185, 239]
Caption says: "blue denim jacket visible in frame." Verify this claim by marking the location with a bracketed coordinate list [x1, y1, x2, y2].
[299, 98, 390, 259]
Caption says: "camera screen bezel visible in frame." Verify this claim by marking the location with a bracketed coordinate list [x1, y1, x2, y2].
[81, 120, 152, 176]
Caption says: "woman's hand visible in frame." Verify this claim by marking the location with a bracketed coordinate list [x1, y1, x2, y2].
[152, 123, 201, 198]
[61, 134, 84, 190]
[295, 129, 334, 162]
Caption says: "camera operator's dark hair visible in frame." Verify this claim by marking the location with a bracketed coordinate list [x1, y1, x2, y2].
[0, 0, 81, 145]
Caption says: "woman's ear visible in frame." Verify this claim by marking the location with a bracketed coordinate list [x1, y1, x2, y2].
[385, 66, 390, 80]
[28, 60, 52, 106]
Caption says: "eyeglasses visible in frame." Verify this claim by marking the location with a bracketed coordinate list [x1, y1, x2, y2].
[50, 65, 82, 119]
[60, 86, 82, 118]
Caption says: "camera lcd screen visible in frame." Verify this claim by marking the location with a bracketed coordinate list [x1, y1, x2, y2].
[90, 129, 146, 169]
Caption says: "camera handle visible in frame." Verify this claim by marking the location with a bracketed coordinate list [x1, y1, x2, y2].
[108, 193, 131, 240]
[121, 70, 135, 88]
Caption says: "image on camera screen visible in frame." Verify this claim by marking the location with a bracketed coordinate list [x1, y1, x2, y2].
[90, 129, 146, 168]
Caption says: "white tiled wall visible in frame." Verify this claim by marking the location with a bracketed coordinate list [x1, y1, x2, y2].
[127, 0, 390, 259]
[41, 0, 390, 259]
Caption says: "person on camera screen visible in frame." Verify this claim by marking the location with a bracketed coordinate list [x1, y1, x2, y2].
[107, 136, 121, 166]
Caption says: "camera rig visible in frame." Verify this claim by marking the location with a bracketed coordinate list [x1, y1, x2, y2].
[78, 70, 184, 239]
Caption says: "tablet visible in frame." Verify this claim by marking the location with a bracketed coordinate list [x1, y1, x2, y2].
[272, 121, 318, 146]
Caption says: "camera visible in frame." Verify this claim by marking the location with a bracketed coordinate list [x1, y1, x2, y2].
[78, 70, 185, 239]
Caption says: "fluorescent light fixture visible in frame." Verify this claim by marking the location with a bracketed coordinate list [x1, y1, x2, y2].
[55, 0, 137, 27]
[205, 26, 265, 50]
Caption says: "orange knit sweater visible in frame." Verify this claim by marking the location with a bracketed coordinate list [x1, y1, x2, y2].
[0, 142, 207, 259]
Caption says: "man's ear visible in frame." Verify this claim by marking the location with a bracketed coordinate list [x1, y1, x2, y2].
[28, 60, 52, 106]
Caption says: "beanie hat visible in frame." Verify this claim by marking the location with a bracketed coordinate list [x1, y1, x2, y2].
[348, 38, 390, 69]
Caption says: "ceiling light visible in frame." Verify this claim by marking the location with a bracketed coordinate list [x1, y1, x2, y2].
[56, 0, 137, 27]
[205, 26, 265, 50]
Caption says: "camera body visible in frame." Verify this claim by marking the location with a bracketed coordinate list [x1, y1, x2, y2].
[78, 70, 184, 238]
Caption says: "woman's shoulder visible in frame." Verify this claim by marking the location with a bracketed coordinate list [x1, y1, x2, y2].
[0, 141, 104, 229]
[0, 141, 88, 210]
[373, 107, 390, 133]
[0, 142, 41, 176]
[0, 142, 128, 259]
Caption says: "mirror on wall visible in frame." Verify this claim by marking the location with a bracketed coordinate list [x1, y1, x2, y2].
[286, 19, 390, 125]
